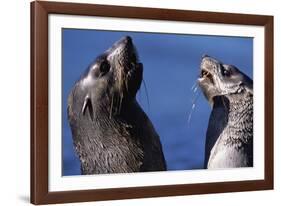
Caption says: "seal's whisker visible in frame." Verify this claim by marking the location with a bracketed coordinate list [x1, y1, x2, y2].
[188, 103, 196, 124]
[187, 82, 201, 125]
[118, 93, 123, 114]
[125, 79, 129, 93]
[193, 85, 198, 93]
[137, 83, 142, 104]
[191, 81, 197, 92]
[109, 92, 114, 119]
[142, 79, 150, 113]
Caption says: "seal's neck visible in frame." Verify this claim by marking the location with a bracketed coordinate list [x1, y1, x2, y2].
[93, 96, 138, 123]
[220, 92, 253, 146]
[227, 92, 253, 121]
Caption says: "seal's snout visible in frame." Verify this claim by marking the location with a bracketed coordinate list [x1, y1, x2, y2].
[201, 56, 217, 69]
[106, 36, 142, 98]
[121, 36, 132, 44]
[202, 54, 210, 59]
[114, 35, 133, 51]
[109, 35, 139, 66]
[199, 56, 217, 82]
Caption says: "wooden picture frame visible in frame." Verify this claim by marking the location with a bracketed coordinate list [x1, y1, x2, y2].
[31, 0, 274, 204]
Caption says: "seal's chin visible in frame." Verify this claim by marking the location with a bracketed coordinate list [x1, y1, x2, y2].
[124, 61, 143, 97]
[119, 37, 140, 75]
[198, 62, 218, 105]
[119, 37, 143, 96]
[107, 36, 143, 98]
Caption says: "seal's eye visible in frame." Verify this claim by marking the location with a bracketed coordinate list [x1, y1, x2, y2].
[222, 67, 231, 77]
[99, 61, 110, 75]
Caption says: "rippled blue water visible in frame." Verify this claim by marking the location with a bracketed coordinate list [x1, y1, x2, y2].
[62, 29, 253, 176]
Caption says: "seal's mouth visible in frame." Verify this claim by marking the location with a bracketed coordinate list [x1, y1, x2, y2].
[200, 69, 212, 80]
[198, 56, 218, 84]
[199, 67, 214, 84]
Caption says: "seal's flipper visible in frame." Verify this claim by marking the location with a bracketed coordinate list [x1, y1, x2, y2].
[82, 95, 93, 121]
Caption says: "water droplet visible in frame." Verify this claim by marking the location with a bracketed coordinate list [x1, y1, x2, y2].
[187, 81, 201, 126]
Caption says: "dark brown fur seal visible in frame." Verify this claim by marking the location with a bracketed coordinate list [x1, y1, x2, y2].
[67, 36, 166, 174]
[198, 55, 253, 169]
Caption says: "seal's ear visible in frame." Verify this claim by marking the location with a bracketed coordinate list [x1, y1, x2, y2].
[82, 95, 93, 121]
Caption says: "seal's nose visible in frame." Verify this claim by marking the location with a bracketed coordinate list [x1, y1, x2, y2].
[125, 36, 132, 42]
[202, 54, 210, 59]
[121, 36, 132, 45]
[111, 36, 133, 53]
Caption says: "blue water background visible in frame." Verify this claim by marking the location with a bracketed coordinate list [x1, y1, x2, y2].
[62, 29, 253, 176]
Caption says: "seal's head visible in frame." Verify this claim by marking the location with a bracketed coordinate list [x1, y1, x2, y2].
[198, 55, 252, 105]
[82, 36, 142, 99]
[71, 36, 143, 119]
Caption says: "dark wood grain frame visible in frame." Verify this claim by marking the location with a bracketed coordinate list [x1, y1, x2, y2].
[31, 1, 274, 204]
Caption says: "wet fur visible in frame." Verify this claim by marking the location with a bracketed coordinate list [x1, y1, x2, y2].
[198, 56, 253, 169]
[67, 36, 166, 174]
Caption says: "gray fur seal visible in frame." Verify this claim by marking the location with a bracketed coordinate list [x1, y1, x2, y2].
[198, 55, 253, 169]
[67, 36, 166, 174]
